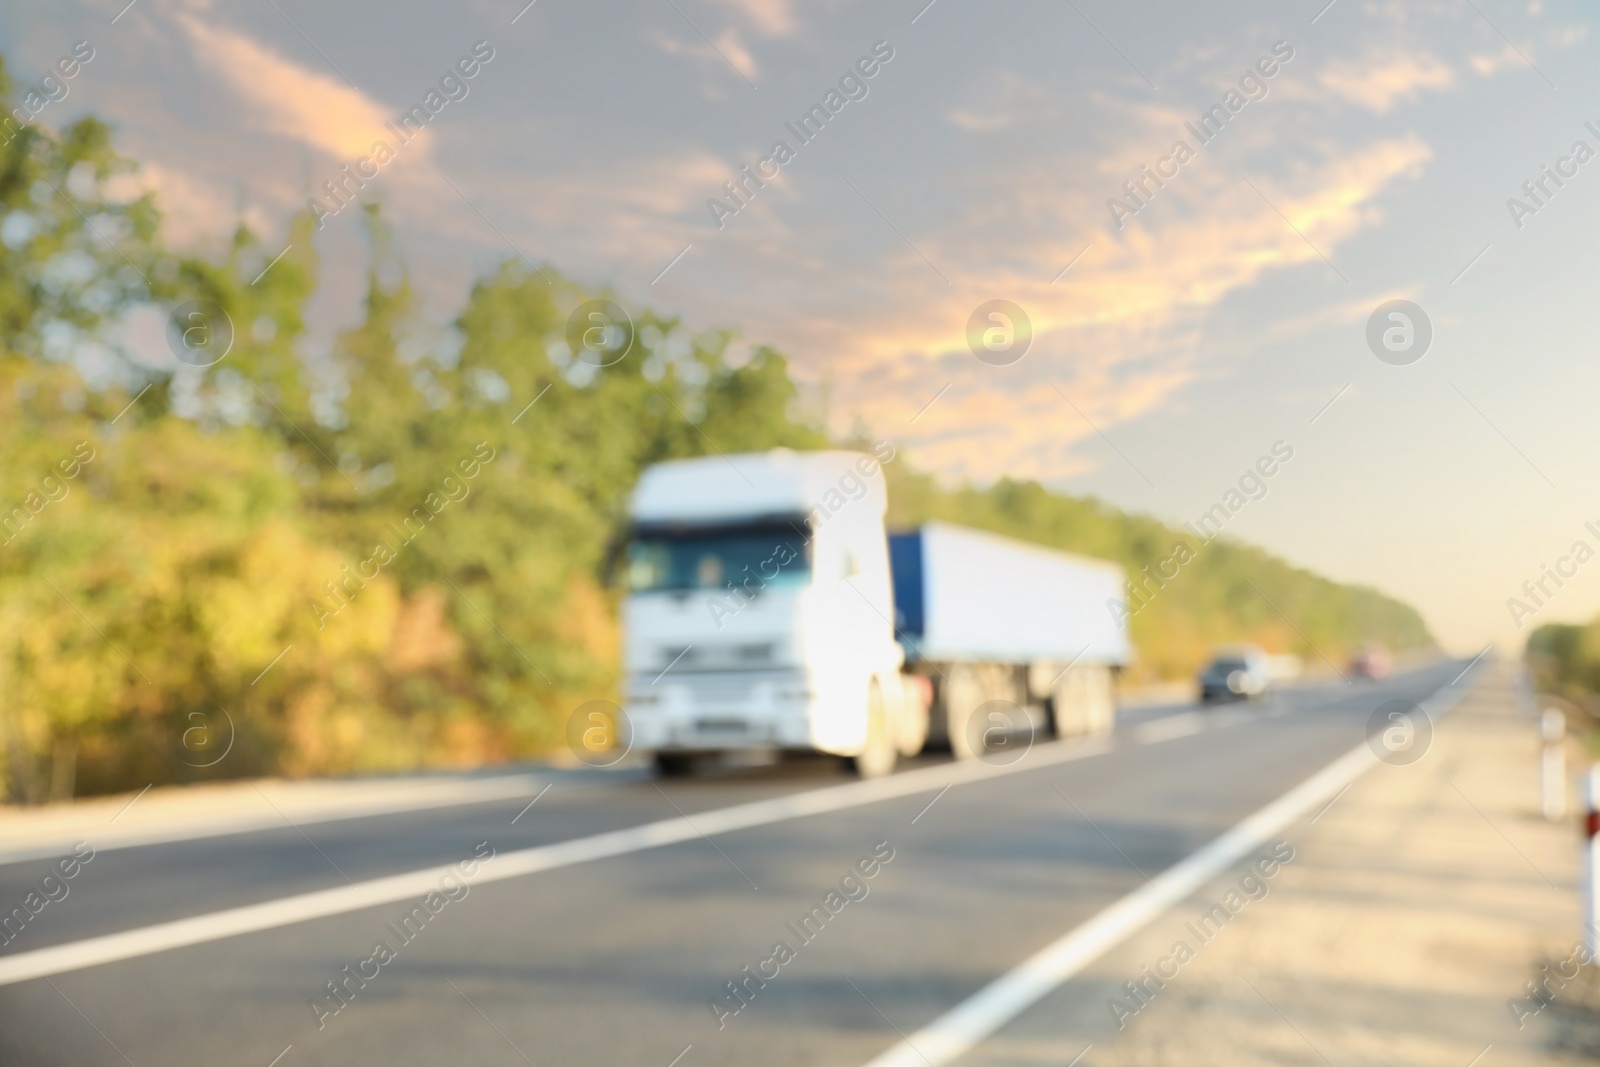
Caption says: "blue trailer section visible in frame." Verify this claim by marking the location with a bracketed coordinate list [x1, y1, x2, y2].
[887, 529, 925, 643]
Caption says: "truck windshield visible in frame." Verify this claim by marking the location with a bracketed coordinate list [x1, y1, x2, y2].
[626, 521, 813, 593]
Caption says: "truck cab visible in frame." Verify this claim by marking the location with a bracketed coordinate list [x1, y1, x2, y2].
[622, 448, 921, 776]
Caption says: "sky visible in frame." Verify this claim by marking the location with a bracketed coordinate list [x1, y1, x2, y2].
[3, 0, 1599, 654]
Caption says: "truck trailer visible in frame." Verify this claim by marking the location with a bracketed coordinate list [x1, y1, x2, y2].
[889, 521, 1128, 759]
[620, 448, 1130, 776]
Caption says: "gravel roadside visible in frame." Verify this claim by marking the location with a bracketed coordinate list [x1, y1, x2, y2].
[1029, 661, 1597, 1067]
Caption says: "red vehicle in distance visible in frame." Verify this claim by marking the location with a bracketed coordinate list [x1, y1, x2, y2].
[1349, 642, 1392, 680]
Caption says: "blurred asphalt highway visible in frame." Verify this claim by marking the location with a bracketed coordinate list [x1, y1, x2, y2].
[0, 660, 1471, 1066]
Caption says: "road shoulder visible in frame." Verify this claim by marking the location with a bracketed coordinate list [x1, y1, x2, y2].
[976, 663, 1593, 1066]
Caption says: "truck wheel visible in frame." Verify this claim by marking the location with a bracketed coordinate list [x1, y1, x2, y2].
[897, 675, 932, 757]
[654, 752, 697, 777]
[947, 667, 985, 760]
[849, 682, 897, 778]
[1053, 665, 1115, 738]
[1095, 668, 1118, 734]
[1051, 669, 1088, 738]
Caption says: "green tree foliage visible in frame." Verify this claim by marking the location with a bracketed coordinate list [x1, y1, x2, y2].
[0, 54, 1430, 799]
[883, 447, 1432, 681]
[1528, 620, 1600, 705]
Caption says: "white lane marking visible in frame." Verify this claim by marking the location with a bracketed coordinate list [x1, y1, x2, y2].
[858, 682, 1472, 1067]
[0, 670, 1451, 984]
[0, 736, 1112, 986]
[1133, 710, 1204, 744]
[0, 776, 549, 869]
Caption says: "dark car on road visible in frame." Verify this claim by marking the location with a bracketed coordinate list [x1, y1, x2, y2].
[1198, 647, 1272, 703]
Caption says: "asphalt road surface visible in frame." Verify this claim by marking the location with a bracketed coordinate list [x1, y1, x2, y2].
[0, 660, 1472, 1066]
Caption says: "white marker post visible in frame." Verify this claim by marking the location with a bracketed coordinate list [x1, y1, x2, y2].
[1586, 767, 1600, 958]
[1543, 709, 1567, 822]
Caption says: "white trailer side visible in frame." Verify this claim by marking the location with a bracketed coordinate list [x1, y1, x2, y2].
[889, 521, 1129, 754]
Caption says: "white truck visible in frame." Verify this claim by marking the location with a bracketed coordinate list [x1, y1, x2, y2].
[621, 449, 1130, 776]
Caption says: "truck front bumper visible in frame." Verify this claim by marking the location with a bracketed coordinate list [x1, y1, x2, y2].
[625, 670, 817, 751]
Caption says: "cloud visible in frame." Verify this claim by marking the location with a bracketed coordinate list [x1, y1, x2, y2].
[1549, 23, 1590, 48]
[606, 107, 1432, 488]
[861, 347, 1197, 485]
[709, 0, 797, 37]
[1469, 44, 1527, 76]
[715, 29, 761, 83]
[711, 134, 1435, 481]
[149, 3, 1435, 492]
[1318, 52, 1456, 113]
[167, 11, 505, 248]
[440, 149, 734, 268]
[809, 136, 1431, 364]
[650, 26, 764, 89]
[176, 13, 415, 162]
[947, 72, 1069, 132]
